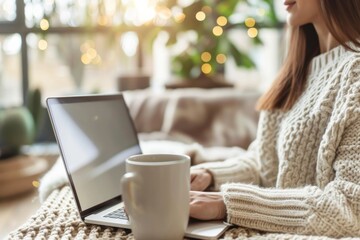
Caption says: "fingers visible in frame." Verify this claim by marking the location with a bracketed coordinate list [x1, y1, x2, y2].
[189, 191, 211, 220]
[189, 191, 227, 220]
[190, 169, 212, 191]
[190, 175, 204, 191]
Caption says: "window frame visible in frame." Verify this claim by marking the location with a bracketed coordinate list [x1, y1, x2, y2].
[0, 0, 144, 106]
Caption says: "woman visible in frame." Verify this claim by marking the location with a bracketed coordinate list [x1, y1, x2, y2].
[189, 0, 360, 237]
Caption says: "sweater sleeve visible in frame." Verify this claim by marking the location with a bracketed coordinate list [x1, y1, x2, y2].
[191, 140, 261, 190]
[221, 114, 360, 238]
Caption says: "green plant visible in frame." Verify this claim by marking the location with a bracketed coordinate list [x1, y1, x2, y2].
[0, 88, 43, 159]
[28, 88, 43, 134]
[0, 107, 35, 159]
[160, 0, 281, 79]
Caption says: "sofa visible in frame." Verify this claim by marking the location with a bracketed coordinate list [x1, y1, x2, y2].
[124, 88, 259, 148]
[7, 88, 340, 239]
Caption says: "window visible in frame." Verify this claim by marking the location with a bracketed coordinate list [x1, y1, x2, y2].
[0, 0, 16, 22]
[0, 0, 155, 107]
[0, 0, 286, 107]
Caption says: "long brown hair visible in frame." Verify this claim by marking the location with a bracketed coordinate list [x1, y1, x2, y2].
[257, 0, 360, 111]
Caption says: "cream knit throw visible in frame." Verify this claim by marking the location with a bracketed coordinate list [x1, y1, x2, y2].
[193, 44, 360, 237]
[8, 186, 347, 239]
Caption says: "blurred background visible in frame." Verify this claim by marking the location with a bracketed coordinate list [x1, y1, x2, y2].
[0, 0, 287, 238]
[0, 0, 288, 106]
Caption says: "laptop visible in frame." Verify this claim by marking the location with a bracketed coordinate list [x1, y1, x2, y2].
[46, 93, 230, 240]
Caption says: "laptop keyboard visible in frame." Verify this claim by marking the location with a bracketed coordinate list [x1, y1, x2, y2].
[104, 208, 128, 220]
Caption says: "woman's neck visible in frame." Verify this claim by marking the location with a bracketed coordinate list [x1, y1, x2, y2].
[313, 21, 339, 53]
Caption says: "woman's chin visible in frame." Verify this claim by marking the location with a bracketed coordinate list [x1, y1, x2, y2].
[286, 16, 304, 28]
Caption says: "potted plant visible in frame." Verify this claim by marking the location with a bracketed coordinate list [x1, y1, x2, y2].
[0, 89, 48, 198]
[152, 0, 280, 88]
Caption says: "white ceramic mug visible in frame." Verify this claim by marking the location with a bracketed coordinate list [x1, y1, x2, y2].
[121, 153, 190, 240]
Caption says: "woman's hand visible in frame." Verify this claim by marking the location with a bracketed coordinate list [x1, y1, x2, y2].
[189, 191, 226, 220]
[190, 168, 213, 191]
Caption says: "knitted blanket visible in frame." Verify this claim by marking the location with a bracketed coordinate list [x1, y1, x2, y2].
[7, 186, 346, 240]
[7, 142, 354, 240]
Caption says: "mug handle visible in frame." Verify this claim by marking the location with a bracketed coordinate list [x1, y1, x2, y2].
[121, 172, 139, 217]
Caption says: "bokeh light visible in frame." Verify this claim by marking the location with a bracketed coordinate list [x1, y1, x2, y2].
[92, 55, 102, 65]
[174, 12, 185, 23]
[38, 39, 48, 50]
[87, 48, 97, 59]
[245, 17, 256, 28]
[195, 11, 206, 21]
[81, 54, 91, 64]
[97, 16, 109, 26]
[32, 180, 40, 188]
[216, 16, 227, 26]
[80, 40, 102, 65]
[201, 63, 212, 74]
[80, 41, 95, 53]
[201, 52, 211, 62]
[216, 54, 226, 64]
[247, 28, 258, 38]
[157, 6, 172, 20]
[39, 19, 49, 30]
[212, 26, 223, 36]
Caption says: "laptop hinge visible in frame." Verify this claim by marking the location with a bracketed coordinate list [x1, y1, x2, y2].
[80, 196, 122, 220]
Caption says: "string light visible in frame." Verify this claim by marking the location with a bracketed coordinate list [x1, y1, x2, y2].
[212, 26, 223, 36]
[38, 39, 48, 50]
[80, 41, 95, 53]
[201, 52, 211, 62]
[80, 42, 101, 65]
[174, 13, 185, 23]
[87, 48, 97, 59]
[216, 54, 227, 64]
[81, 54, 92, 65]
[98, 16, 108, 26]
[157, 6, 172, 20]
[40, 19, 49, 31]
[32, 180, 40, 188]
[201, 63, 212, 74]
[92, 55, 102, 65]
[247, 28, 258, 38]
[216, 16, 227, 26]
[245, 17, 256, 28]
[195, 11, 206, 21]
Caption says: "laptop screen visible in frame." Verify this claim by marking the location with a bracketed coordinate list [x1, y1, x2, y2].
[47, 94, 141, 212]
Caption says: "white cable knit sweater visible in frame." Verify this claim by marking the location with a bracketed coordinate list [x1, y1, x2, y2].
[194, 44, 360, 237]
